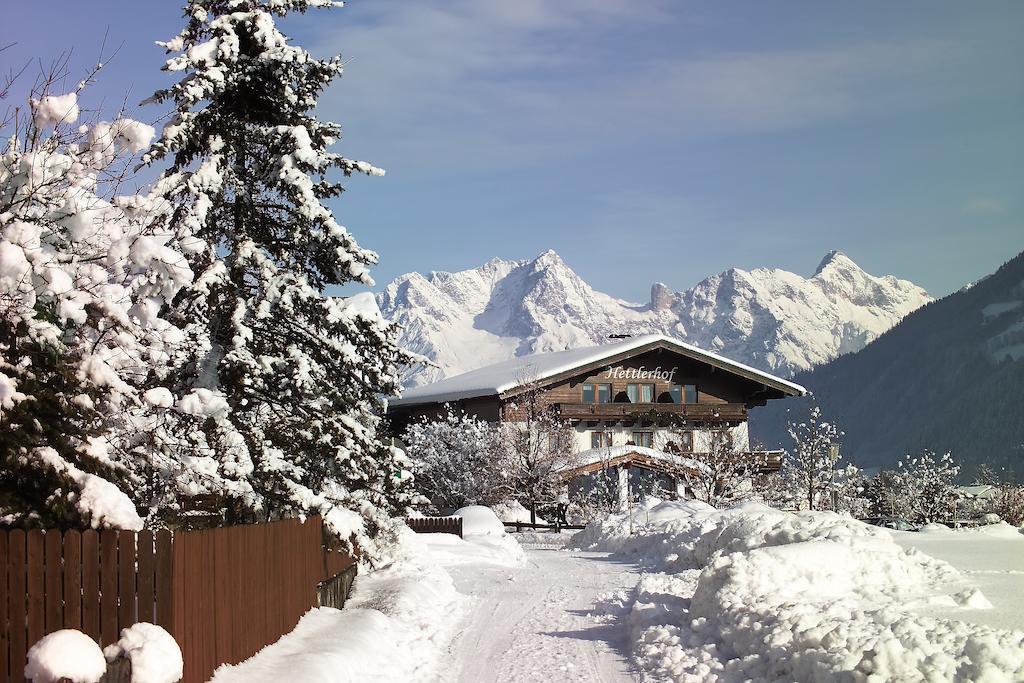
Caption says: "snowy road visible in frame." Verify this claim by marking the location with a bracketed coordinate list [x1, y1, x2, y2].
[441, 547, 640, 683]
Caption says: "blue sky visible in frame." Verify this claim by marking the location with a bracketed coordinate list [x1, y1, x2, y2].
[5, 1, 1022, 300]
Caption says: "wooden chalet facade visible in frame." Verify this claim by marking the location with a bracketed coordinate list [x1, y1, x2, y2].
[388, 335, 805, 507]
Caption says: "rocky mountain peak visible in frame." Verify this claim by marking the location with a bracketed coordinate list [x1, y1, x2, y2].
[378, 250, 932, 387]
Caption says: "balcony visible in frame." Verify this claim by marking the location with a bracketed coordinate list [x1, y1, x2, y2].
[556, 402, 747, 423]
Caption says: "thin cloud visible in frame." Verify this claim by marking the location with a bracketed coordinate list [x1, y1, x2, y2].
[312, 1, 965, 168]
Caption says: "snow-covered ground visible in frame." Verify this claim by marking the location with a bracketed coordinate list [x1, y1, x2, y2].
[892, 523, 1024, 632]
[437, 544, 639, 682]
[571, 498, 1024, 682]
[207, 504, 1024, 682]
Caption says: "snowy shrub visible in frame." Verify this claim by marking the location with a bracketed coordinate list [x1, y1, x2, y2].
[103, 623, 183, 683]
[25, 629, 106, 683]
[1, 69, 191, 529]
[782, 400, 846, 510]
[896, 450, 961, 524]
[402, 407, 509, 512]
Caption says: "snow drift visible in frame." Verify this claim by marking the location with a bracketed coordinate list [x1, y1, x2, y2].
[573, 499, 1024, 681]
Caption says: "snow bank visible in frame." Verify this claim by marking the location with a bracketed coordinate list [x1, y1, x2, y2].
[572, 501, 1024, 681]
[453, 505, 505, 536]
[25, 630, 105, 683]
[211, 529, 465, 683]
[103, 623, 182, 683]
[439, 505, 526, 565]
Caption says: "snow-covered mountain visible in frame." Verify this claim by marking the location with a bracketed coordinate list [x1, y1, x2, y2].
[377, 249, 932, 386]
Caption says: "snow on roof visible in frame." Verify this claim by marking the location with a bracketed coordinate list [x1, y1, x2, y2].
[555, 445, 711, 475]
[390, 334, 806, 407]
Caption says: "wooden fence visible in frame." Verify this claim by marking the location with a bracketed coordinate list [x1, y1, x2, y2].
[0, 517, 356, 683]
[502, 521, 586, 532]
[405, 517, 463, 537]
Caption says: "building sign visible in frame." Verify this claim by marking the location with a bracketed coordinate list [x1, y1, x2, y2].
[603, 365, 678, 382]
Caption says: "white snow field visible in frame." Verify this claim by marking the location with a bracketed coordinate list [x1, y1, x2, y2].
[207, 504, 1024, 682]
[892, 523, 1024, 632]
[571, 499, 1024, 682]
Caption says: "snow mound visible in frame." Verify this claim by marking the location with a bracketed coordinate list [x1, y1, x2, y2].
[103, 623, 182, 683]
[25, 630, 106, 683]
[454, 505, 505, 536]
[571, 502, 1024, 681]
[490, 500, 546, 525]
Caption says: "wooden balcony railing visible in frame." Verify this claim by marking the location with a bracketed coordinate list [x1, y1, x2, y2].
[557, 402, 747, 422]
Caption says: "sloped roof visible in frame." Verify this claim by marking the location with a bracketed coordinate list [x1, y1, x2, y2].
[555, 445, 711, 475]
[390, 334, 806, 407]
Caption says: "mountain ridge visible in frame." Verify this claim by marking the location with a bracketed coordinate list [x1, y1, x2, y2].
[377, 250, 932, 387]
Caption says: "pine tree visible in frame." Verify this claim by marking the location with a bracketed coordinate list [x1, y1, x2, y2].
[145, 0, 414, 555]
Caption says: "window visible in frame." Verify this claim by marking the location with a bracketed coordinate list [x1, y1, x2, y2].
[684, 384, 697, 404]
[678, 431, 694, 452]
[669, 385, 682, 404]
[590, 431, 613, 448]
[626, 383, 655, 403]
[583, 383, 612, 403]
[548, 433, 571, 452]
[631, 431, 653, 448]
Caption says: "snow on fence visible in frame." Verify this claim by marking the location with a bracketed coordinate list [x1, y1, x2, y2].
[405, 516, 463, 537]
[0, 517, 357, 683]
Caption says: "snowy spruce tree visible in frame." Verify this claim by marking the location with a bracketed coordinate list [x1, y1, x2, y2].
[145, 0, 414, 553]
[1, 71, 191, 529]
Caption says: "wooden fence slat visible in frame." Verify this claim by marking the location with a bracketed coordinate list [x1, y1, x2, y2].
[43, 531, 62, 633]
[117, 530, 136, 632]
[8, 531, 26, 683]
[0, 532, 8, 683]
[100, 529, 118, 646]
[26, 530, 45, 655]
[137, 531, 155, 624]
[63, 531, 82, 630]
[81, 528, 100, 643]
[155, 530, 173, 632]
[81, 530, 100, 641]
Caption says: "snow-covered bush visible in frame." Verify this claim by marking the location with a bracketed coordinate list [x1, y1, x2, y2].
[402, 407, 509, 512]
[782, 401, 845, 510]
[1, 71, 191, 529]
[103, 622, 183, 683]
[25, 629, 106, 683]
[142, 0, 415, 557]
[897, 449, 961, 524]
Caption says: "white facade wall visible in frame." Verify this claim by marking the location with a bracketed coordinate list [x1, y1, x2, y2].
[572, 422, 749, 453]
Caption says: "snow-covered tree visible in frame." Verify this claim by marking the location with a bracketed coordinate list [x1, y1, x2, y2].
[402, 407, 509, 513]
[1, 66, 191, 529]
[501, 372, 577, 523]
[896, 450, 960, 524]
[783, 401, 844, 510]
[144, 0, 414, 555]
[678, 430, 762, 508]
